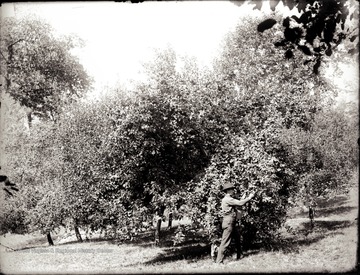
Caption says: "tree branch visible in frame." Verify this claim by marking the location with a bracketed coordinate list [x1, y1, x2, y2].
[7, 39, 25, 49]
[0, 50, 7, 62]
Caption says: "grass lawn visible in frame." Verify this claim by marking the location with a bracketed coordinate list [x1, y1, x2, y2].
[1, 185, 358, 274]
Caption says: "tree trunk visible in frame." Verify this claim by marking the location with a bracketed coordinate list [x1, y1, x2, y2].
[309, 206, 315, 229]
[26, 110, 32, 128]
[154, 206, 165, 245]
[155, 216, 161, 245]
[74, 225, 83, 242]
[47, 232, 54, 246]
[168, 211, 173, 228]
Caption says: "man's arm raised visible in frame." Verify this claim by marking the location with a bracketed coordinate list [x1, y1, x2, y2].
[227, 192, 256, 207]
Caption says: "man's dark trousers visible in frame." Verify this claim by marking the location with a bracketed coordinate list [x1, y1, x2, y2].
[216, 214, 242, 263]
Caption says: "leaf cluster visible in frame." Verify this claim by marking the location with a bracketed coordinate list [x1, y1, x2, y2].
[238, 0, 359, 74]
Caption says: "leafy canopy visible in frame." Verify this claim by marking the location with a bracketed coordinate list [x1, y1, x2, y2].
[0, 16, 92, 120]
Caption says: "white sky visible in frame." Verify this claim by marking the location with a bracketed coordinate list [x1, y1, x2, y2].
[1, 1, 259, 91]
[0, 1, 357, 102]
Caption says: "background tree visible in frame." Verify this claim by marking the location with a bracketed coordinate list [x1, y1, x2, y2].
[0, 16, 92, 245]
[0, 94, 32, 235]
[0, 16, 92, 125]
[100, 50, 211, 242]
[278, 105, 358, 207]
[55, 92, 126, 240]
[0, 96, 67, 244]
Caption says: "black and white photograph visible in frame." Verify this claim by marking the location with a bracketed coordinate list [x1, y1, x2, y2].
[0, 1, 358, 273]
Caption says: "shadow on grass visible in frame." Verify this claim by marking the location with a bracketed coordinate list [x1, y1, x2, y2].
[13, 240, 80, 252]
[114, 227, 177, 247]
[294, 205, 356, 219]
[315, 206, 357, 218]
[9, 234, 62, 251]
[65, 226, 189, 248]
[140, 203, 357, 264]
[109, 226, 210, 249]
[13, 226, 180, 251]
[140, 235, 262, 266]
[143, 243, 210, 265]
[312, 220, 354, 231]
[274, 219, 355, 253]
[316, 195, 349, 209]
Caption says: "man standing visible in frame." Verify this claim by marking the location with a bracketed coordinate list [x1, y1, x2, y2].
[216, 183, 255, 264]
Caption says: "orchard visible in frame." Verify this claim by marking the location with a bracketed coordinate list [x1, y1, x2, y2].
[0, 2, 358, 256]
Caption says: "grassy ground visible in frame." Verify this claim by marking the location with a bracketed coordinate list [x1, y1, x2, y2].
[1, 185, 358, 274]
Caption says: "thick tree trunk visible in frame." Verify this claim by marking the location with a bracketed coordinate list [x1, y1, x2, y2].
[47, 232, 54, 246]
[74, 225, 83, 242]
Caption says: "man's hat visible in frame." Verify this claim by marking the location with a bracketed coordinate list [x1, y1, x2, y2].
[222, 183, 235, 191]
